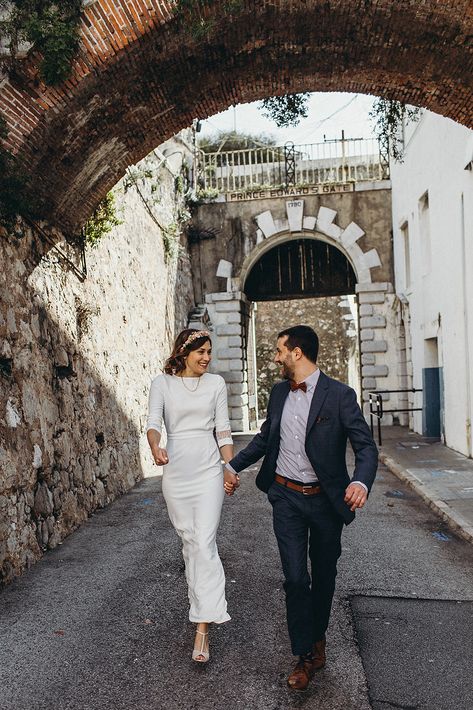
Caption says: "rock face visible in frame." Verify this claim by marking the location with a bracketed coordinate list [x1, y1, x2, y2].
[255, 297, 356, 414]
[0, 141, 194, 585]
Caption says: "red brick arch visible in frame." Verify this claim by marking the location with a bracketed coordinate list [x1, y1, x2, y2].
[1, 0, 472, 231]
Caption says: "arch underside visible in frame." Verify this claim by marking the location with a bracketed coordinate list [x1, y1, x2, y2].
[244, 238, 357, 301]
[0, 0, 471, 231]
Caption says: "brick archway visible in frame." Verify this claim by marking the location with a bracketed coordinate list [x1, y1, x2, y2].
[1, 0, 472, 231]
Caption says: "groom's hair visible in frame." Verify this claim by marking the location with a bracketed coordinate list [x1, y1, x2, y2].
[278, 325, 319, 363]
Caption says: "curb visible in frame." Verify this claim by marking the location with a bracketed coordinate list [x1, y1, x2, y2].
[379, 451, 473, 546]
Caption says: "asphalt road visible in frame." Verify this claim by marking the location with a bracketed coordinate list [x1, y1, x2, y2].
[1, 436, 473, 710]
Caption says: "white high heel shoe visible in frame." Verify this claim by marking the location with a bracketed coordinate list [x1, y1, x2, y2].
[192, 629, 209, 663]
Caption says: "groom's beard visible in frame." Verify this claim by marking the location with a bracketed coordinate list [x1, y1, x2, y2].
[280, 362, 294, 381]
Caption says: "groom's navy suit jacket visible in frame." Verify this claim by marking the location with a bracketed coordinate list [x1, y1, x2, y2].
[229, 371, 378, 525]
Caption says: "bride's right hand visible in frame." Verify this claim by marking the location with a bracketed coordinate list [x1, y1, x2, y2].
[152, 447, 169, 466]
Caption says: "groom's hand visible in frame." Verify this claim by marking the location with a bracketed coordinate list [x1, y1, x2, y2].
[224, 468, 239, 496]
[344, 482, 368, 511]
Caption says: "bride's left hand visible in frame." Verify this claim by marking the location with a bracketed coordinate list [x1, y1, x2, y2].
[224, 468, 239, 496]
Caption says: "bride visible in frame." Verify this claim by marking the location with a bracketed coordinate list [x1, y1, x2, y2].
[146, 329, 235, 662]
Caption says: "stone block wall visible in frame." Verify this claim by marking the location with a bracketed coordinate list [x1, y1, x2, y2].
[0, 148, 194, 584]
[255, 296, 358, 415]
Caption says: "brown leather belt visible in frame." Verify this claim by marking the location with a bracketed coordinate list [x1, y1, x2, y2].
[274, 473, 322, 496]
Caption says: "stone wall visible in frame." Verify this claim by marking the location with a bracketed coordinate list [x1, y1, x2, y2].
[0, 144, 194, 585]
[255, 297, 357, 415]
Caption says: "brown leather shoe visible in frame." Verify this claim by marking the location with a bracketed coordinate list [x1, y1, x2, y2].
[287, 656, 315, 691]
[312, 638, 326, 670]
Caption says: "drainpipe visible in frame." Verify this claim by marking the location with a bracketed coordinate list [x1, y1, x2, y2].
[461, 192, 472, 457]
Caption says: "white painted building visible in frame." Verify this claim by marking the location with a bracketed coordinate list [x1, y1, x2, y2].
[391, 110, 473, 457]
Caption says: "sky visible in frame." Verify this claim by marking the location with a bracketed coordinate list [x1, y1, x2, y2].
[199, 92, 379, 147]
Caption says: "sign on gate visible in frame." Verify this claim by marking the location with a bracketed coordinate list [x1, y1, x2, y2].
[227, 182, 355, 202]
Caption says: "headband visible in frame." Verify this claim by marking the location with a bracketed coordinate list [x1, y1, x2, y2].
[178, 330, 210, 353]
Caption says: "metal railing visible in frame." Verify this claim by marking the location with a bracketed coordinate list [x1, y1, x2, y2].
[197, 137, 389, 193]
[369, 389, 423, 446]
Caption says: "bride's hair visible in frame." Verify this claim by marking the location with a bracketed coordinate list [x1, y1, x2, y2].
[163, 329, 212, 375]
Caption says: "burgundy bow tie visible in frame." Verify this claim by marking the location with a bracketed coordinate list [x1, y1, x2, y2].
[290, 381, 307, 392]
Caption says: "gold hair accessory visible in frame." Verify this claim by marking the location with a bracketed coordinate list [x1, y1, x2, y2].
[179, 330, 210, 352]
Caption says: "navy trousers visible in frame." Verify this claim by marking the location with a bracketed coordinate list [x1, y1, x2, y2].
[267, 481, 344, 656]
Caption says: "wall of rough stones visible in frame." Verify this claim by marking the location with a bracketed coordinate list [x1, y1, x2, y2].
[0, 142, 194, 585]
[255, 297, 357, 415]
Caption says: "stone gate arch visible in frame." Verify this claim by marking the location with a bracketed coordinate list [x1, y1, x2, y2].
[0, 0, 472, 232]
[201, 198, 394, 431]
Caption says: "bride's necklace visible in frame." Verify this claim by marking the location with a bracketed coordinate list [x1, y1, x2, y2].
[180, 373, 201, 392]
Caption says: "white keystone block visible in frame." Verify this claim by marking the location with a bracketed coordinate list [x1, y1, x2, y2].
[358, 292, 385, 304]
[362, 249, 382, 269]
[256, 211, 277, 238]
[286, 199, 304, 232]
[230, 408, 245, 420]
[316, 206, 342, 239]
[362, 365, 389, 377]
[360, 329, 374, 341]
[340, 221, 365, 247]
[229, 383, 248, 395]
[210, 292, 236, 302]
[362, 378, 377, 389]
[228, 336, 243, 347]
[221, 371, 245, 383]
[303, 216, 316, 231]
[215, 301, 241, 312]
[218, 347, 243, 359]
[216, 324, 241, 336]
[359, 305, 373, 316]
[361, 340, 388, 353]
[256, 228, 264, 244]
[317, 206, 337, 224]
[361, 354, 376, 365]
[360, 315, 386, 328]
[274, 218, 289, 233]
[355, 282, 390, 293]
[228, 394, 249, 407]
[226, 313, 241, 324]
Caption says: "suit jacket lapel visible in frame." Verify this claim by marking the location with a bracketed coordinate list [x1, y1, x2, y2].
[272, 380, 291, 431]
[306, 371, 329, 437]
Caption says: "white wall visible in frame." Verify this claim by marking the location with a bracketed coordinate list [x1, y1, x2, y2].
[391, 111, 473, 456]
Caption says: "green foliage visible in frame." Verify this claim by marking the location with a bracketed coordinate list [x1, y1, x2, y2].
[0, 1, 82, 86]
[369, 98, 421, 162]
[259, 93, 311, 128]
[122, 167, 154, 192]
[174, 0, 243, 40]
[0, 113, 41, 227]
[82, 192, 122, 249]
[198, 131, 277, 154]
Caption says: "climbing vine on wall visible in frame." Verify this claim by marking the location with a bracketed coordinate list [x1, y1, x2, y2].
[369, 98, 421, 161]
[0, 0, 82, 86]
[82, 192, 122, 249]
[0, 113, 41, 228]
[174, 0, 243, 39]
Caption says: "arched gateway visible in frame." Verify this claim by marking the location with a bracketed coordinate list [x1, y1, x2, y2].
[192, 192, 394, 431]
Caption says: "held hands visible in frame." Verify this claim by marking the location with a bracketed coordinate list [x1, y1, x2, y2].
[224, 468, 240, 496]
[344, 482, 368, 511]
[151, 446, 169, 466]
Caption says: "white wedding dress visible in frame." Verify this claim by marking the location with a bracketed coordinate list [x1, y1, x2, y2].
[146, 372, 233, 623]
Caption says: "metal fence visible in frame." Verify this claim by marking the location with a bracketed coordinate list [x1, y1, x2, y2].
[197, 138, 389, 193]
[369, 389, 423, 446]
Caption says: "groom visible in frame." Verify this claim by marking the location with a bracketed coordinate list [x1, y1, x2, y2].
[224, 325, 378, 690]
